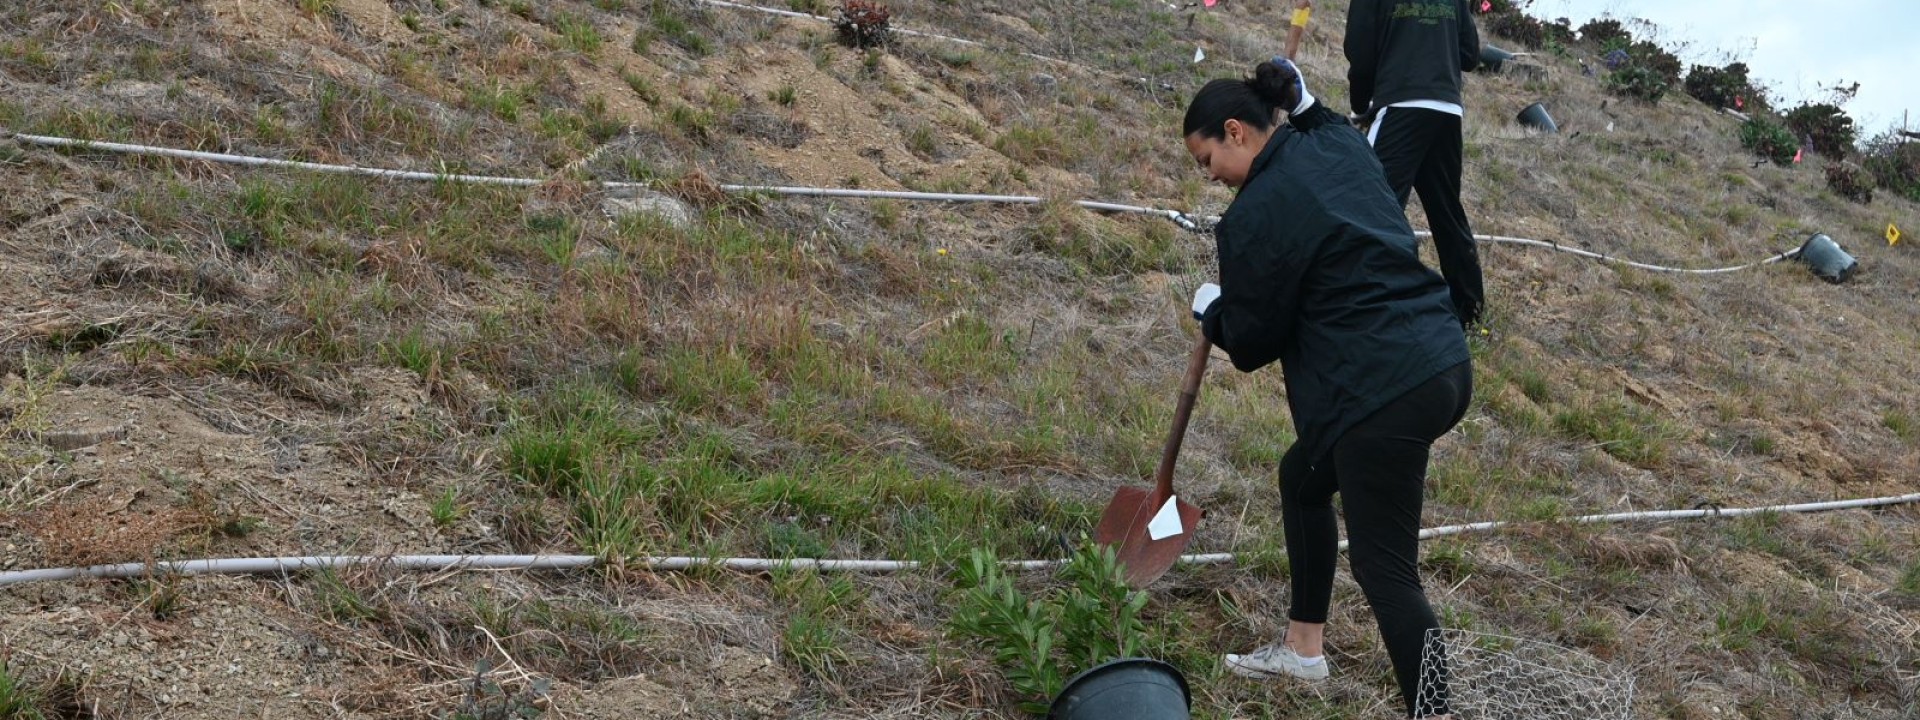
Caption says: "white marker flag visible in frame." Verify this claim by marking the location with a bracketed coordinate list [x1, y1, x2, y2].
[1147, 495, 1185, 540]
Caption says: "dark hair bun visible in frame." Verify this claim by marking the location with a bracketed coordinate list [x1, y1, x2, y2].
[1248, 60, 1302, 112]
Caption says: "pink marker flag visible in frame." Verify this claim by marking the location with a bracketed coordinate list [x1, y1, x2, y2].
[1204, 0, 1216, 7]
[1793, 147, 1804, 163]
[1480, 0, 1491, 12]
[1735, 96, 1744, 109]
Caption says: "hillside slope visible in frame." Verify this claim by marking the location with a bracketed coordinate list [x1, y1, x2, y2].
[1, 0, 1917, 718]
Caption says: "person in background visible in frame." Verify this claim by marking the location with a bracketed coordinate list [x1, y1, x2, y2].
[1345, 0, 1485, 328]
[1283, 0, 1313, 60]
[1182, 57, 1469, 720]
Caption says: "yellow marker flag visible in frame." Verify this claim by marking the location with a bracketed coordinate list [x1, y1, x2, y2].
[1890, 223, 1902, 246]
[1291, 6, 1312, 27]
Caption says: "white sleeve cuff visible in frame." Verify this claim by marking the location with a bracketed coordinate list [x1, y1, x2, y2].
[1294, 88, 1316, 117]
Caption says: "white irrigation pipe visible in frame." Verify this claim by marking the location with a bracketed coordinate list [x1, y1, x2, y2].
[5, 131, 1805, 270]
[3, 132, 1204, 228]
[1434, 231, 1804, 275]
[719, 183, 1204, 228]
[7, 132, 555, 188]
[2, 492, 1916, 587]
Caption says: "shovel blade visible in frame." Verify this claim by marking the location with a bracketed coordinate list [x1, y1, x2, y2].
[1092, 487, 1203, 588]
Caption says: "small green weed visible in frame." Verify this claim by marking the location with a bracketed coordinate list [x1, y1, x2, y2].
[621, 71, 657, 102]
[568, 469, 653, 557]
[774, 571, 860, 676]
[1895, 558, 1920, 598]
[1552, 398, 1674, 467]
[641, 5, 711, 56]
[0, 660, 45, 720]
[552, 13, 604, 54]
[659, 344, 763, 413]
[312, 568, 381, 623]
[904, 124, 939, 158]
[431, 486, 466, 527]
[1883, 408, 1916, 443]
[382, 329, 444, 378]
[466, 81, 527, 122]
[664, 104, 714, 143]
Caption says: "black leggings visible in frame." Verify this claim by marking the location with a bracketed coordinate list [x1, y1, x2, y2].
[1279, 361, 1472, 717]
[1371, 107, 1483, 327]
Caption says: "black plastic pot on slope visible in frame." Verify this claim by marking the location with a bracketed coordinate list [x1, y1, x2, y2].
[1517, 102, 1558, 133]
[1797, 233, 1858, 284]
[1049, 658, 1191, 720]
[1480, 44, 1516, 73]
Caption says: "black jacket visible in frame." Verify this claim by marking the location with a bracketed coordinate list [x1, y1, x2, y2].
[1345, 0, 1481, 116]
[1199, 103, 1470, 465]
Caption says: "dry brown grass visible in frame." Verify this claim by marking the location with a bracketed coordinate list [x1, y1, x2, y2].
[1, 0, 1918, 718]
[17, 497, 210, 567]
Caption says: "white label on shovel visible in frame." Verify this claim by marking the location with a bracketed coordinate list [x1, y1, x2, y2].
[1147, 495, 1184, 541]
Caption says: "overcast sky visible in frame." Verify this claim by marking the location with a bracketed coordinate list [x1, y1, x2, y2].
[1521, 0, 1913, 136]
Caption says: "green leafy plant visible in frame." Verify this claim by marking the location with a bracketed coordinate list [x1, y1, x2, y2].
[1486, 11, 1545, 49]
[1862, 131, 1920, 201]
[1739, 116, 1798, 166]
[1782, 102, 1856, 158]
[949, 542, 1150, 714]
[1626, 40, 1681, 88]
[1604, 64, 1669, 104]
[1577, 18, 1630, 49]
[1684, 62, 1767, 113]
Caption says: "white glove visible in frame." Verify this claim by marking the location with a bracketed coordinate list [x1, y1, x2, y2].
[1268, 56, 1317, 116]
[1192, 283, 1221, 320]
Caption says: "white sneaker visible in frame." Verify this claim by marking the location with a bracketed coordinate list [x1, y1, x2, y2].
[1224, 640, 1331, 681]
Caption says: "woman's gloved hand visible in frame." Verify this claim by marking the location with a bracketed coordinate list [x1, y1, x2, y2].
[1266, 56, 1316, 116]
[1192, 282, 1221, 320]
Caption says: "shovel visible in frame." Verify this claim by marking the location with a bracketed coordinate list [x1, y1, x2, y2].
[1093, 332, 1210, 588]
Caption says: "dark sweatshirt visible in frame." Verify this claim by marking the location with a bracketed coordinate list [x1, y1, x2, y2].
[1198, 103, 1470, 466]
[1344, 0, 1482, 116]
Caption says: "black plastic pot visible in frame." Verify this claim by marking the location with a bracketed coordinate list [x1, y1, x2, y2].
[1797, 233, 1858, 284]
[1516, 102, 1558, 133]
[1049, 658, 1191, 720]
[1480, 44, 1515, 73]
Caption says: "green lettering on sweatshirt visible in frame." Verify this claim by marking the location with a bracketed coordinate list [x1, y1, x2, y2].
[1390, 1, 1457, 25]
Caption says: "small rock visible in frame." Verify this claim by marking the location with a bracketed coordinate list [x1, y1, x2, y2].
[601, 190, 693, 230]
[1032, 73, 1057, 91]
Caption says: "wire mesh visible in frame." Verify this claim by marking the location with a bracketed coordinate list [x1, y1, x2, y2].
[1415, 628, 1635, 719]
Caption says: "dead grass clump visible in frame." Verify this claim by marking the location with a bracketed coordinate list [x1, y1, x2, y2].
[1576, 531, 1684, 573]
[727, 103, 812, 149]
[17, 497, 207, 567]
[663, 167, 728, 207]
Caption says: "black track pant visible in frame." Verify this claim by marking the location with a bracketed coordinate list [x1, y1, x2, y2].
[1279, 361, 1473, 718]
[1370, 107, 1483, 327]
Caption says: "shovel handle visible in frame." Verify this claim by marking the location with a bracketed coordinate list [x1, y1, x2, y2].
[1151, 333, 1212, 497]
